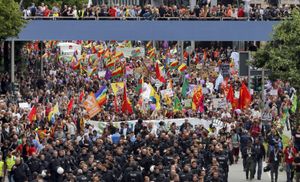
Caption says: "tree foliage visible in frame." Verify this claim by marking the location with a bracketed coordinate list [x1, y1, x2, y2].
[0, 0, 25, 41]
[253, 9, 300, 90]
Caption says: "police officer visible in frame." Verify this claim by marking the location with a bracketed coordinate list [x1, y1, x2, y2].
[26, 152, 41, 174]
[253, 138, 265, 180]
[124, 161, 143, 182]
[11, 158, 32, 182]
[213, 145, 229, 182]
[242, 142, 256, 180]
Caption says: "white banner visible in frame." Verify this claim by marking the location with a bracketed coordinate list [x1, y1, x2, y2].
[86, 117, 225, 135]
[116, 47, 145, 58]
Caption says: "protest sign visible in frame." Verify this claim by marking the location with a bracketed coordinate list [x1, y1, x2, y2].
[116, 47, 145, 58]
[160, 89, 174, 97]
[83, 93, 101, 118]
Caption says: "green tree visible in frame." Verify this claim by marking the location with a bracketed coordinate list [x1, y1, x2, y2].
[0, 0, 25, 40]
[253, 9, 300, 122]
[253, 10, 300, 90]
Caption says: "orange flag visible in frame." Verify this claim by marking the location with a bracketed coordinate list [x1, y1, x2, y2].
[192, 86, 203, 111]
[121, 84, 133, 114]
[239, 82, 251, 110]
[28, 106, 37, 123]
[83, 93, 101, 118]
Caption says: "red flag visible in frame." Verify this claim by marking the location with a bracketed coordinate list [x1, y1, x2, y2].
[239, 82, 252, 110]
[79, 91, 85, 102]
[67, 98, 74, 115]
[121, 84, 133, 114]
[28, 106, 37, 123]
[155, 62, 166, 83]
[114, 96, 119, 112]
[226, 85, 235, 104]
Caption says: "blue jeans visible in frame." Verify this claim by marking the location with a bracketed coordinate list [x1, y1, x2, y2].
[286, 163, 293, 182]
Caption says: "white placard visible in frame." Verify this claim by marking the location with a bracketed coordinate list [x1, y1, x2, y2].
[116, 47, 145, 58]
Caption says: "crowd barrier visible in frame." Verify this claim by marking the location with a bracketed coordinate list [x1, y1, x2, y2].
[86, 117, 226, 134]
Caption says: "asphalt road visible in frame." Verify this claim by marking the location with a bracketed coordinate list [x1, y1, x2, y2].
[228, 128, 292, 182]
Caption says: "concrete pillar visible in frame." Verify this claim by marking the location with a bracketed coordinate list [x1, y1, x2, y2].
[11, 40, 15, 83]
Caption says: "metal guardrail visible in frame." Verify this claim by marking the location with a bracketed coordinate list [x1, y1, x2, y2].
[23, 16, 289, 21]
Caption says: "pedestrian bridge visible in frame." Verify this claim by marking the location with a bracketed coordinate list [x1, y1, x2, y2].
[16, 20, 279, 41]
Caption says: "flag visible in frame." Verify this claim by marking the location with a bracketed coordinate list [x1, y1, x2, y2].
[87, 66, 97, 77]
[214, 73, 224, 90]
[170, 60, 179, 68]
[291, 95, 298, 113]
[79, 90, 85, 102]
[239, 82, 251, 110]
[121, 84, 133, 114]
[135, 76, 144, 95]
[97, 49, 104, 58]
[115, 52, 124, 58]
[67, 98, 74, 115]
[94, 86, 107, 107]
[178, 63, 187, 73]
[173, 96, 182, 112]
[83, 93, 101, 118]
[104, 69, 112, 80]
[28, 106, 37, 123]
[111, 66, 123, 78]
[226, 85, 235, 104]
[192, 86, 203, 111]
[111, 82, 124, 95]
[150, 84, 161, 110]
[48, 103, 59, 122]
[155, 61, 166, 83]
[148, 48, 155, 57]
[106, 58, 116, 69]
[182, 77, 189, 98]
[146, 41, 152, 49]
[170, 47, 177, 55]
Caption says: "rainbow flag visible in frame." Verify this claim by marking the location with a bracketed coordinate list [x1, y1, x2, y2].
[94, 86, 107, 107]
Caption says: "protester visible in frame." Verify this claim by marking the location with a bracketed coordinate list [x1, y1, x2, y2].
[0, 40, 297, 182]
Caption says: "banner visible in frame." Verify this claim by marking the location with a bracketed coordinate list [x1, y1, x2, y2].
[86, 117, 225, 135]
[116, 47, 145, 58]
[83, 93, 101, 118]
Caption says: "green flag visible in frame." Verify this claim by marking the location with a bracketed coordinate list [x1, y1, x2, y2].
[291, 95, 298, 113]
[173, 96, 182, 112]
[182, 77, 189, 98]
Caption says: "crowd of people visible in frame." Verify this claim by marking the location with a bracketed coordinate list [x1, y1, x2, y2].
[0, 40, 298, 182]
[22, 2, 293, 20]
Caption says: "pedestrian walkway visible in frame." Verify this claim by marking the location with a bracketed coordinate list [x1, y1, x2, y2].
[229, 157, 287, 181]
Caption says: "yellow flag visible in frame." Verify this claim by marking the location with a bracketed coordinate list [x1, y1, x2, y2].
[111, 82, 124, 96]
